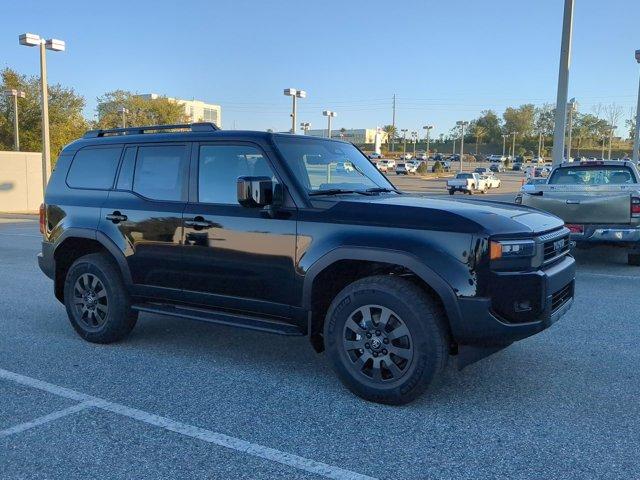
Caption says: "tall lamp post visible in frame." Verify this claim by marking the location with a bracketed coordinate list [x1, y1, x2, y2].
[400, 129, 408, 155]
[551, 0, 575, 167]
[633, 49, 640, 163]
[501, 134, 509, 157]
[4, 89, 26, 151]
[457, 121, 469, 172]
[608, 125, 617, 160]
[423, 125, 433, 156]
[120, 107, 130, 128]
[284, 88, 306, 134]
[299, 122, 310, 134]
[19, 33, 65, 195]
[566, 98, 577, 160]
[511, 132, 517, 158]
[322, 110, 336, 138]
[411, 131, 418, 156]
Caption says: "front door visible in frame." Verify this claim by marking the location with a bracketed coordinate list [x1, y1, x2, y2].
[100, 143, 190, 300]
[181, 142, 297, 318]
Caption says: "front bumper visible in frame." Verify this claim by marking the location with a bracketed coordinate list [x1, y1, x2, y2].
[38, 241, 55, 280]
[451, 255, 575, 346]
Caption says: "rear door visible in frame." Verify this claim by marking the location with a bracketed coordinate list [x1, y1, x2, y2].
[100, 143, 191, 301]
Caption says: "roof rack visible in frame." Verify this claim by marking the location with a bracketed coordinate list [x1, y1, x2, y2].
[83, 122, 220, 138]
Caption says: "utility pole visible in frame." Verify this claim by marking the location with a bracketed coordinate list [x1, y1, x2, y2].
[391, 94, 396, 152]
[566, 98, 577, 160]
[4, 89, 26, 151]
[633, 50, 640, 163]
[411, 131, 417, 156]
[401, 129, 408, 155]
[538, 131, 543, 158]
[502, 134, 509, 157]
[551, 0, 575, 167]
[120, 107, 129, 128]
[608, 125, 617, 160]
[457, 121, 469, 172]
[511, 132, 517, 158]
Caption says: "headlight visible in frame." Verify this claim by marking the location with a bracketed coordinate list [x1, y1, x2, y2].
[490, 240, 535, 260]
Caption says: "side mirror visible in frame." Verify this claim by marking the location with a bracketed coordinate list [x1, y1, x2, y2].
[237, 176, 273, 208]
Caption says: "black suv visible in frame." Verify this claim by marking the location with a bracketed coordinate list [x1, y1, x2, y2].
[38, 123, 575, 404]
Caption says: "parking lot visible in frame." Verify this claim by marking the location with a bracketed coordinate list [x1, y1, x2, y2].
[1, 184, 639, 479]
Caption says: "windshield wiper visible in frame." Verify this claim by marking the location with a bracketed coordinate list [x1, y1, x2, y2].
[364, 187, 400, 194]
[309, 188, 377, 196]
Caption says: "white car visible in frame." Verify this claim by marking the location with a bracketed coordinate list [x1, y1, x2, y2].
[532, 157, 545, 164]
[368, 152, 383, 160]
[487, 154, 506, 163]
[395, 162, 417, 175]
[335, 161, 355, 173]
[375, 162, 388, 173]
[379, 159, 396, 169]
[415, 152, 428, 161]
[481, 172, 501, 189]
[399, 153, 413, 160]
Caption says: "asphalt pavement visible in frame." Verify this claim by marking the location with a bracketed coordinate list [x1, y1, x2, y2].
[1, 189, 639, 479]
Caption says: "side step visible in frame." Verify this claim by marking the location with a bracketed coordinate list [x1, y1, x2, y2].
[132, 303, 304, 336]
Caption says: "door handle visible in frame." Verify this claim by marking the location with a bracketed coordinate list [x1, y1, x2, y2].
[105, 211, 128, 223]
[185, 216, 213, 230]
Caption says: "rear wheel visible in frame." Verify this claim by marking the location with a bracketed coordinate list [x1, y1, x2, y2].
[448, 189, 455, 195]
[628, 252, 640, 266]
[64, 253, 138, 343]
[324, 275, 448, 405]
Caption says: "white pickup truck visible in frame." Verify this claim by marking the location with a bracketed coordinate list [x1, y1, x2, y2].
[519, 160, 640, 265]
[447, 172, 488, 195]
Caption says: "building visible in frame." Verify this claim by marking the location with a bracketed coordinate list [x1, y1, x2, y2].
[138, 93, 222, 127]
[304, 128, 386, 145]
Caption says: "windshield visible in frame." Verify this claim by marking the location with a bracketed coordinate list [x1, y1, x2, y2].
[273, 136, 394, 193]
[456, 173, 474, 179]
[548, 165, 637, 185]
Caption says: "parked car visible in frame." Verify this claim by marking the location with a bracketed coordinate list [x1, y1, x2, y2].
[512, 162, 523, 171]
[519, 160, 640, 264]
[399, 153, 413, 160]
[474, 167, 489, 175]
[446, 172, 488, 194]
[395, 162, 418, 175]
[336, 161, 355, 173]
[490, 163, 506, 173]
[368, 152, 383, 160]
[415, 152, 428, 161]
[375, 161, 388, 173]
[38, 123, 575, 404]
[532, 157, 545, 164]
[380, 159, 395, 169]
[481, 172, 501, 189]
[487, 154, 506, 163]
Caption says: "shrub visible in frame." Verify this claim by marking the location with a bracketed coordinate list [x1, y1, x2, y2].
[417, 162, 429, 174]
[432, 161, 444, 173]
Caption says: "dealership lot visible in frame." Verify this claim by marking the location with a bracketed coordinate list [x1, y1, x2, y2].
[1, 195, 639, 479]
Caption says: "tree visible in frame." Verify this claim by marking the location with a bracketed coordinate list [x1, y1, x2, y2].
[503, 104, 536, 138]
[0, 68, 88, 160]
[472, 110, 502, 144]
[472, 125, 487, 154]
[626, 115, 636, 141]
[382, 125, 396, 147]
[95, 90, 188, 129]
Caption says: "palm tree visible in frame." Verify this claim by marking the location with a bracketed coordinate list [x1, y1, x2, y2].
[474, 125, 487, 154]
[382, 125, 397, 151]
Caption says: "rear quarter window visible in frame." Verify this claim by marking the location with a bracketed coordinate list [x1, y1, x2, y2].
[66, 147, 123, 190]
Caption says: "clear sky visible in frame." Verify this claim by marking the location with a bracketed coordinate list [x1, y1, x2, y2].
[2, 0, 639, 138]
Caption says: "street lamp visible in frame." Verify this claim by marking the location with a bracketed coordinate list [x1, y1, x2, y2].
[501, 134, 509, 157]
[551, 0, 575, 167]
[423, 125, 433, 157]
[457, 121, 469, 172]
[120, 107, 130, 128]
[633, 49, 640, 163]
[299, 122, 310, 134]
[4, 89, 26, 151]
[400, 129, 408, 154]
[411, 131, 418, 156]
[322, 110, 337, 138]
[511, 132, 518, 158]
[284, 88, 306, 134]
[608, 125, 617, 160]
[566, 98, 577, 160]
[19, 32, 65, 195]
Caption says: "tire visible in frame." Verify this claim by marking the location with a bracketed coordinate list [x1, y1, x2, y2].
[64, 253, 138, 343]
[323, 275, 448, 405]
[628, 253, 640, 266]
[448, 189, 455, 195]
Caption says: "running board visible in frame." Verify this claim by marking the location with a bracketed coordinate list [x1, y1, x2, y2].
[132, 303, 304, 336]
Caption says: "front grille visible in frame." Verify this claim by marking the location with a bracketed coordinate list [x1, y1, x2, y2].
[551, 281, 573, 312]
[542, 232, 571, 263]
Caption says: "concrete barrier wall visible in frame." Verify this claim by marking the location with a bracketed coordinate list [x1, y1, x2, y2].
[0, 151, 44, 214]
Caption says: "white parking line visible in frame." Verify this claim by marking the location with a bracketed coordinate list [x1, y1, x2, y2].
[0, 401, 94, 437]
[0, 368, 376, 480]
[0, 233, 42, 238]
[578, 272, 640, 280]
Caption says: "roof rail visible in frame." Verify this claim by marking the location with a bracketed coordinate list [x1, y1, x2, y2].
[83, 122, 220, 138]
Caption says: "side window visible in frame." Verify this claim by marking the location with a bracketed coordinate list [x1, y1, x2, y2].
[116, 147, 137, 191]
[133, 145, 189, 201]
[66, 147, 122, 190]
[198, 145, 276, 204]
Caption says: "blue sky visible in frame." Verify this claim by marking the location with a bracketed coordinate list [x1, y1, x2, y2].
[2, 0, 639, 138]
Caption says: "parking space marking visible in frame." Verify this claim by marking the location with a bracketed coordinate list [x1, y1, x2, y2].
[0, 368, 376, 480]
[0, 401, 94, 438]
[0, 232, 42, 238]
[578, 272, 640, 280]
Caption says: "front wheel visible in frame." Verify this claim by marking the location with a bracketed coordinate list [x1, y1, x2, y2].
[448, 189, 455, 195]
[324, 275, 448, 405]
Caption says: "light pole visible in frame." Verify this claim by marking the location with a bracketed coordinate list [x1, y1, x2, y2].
[423, 125, 433, 156]
[322, 110, 336, 138]
[601, 137, 607, 160]
[633, 49, 640, 163]
[566, 98, 577, 160]
[551, 0, 575, 167]
[501, 134, 509, 157]
[299, 122, 310, 134]
[4, 89, 26, 151]
[19, 33, 65, 195]
[284, 88, 306, 134]
[411, 131, 418, 156]
[608, 125, 617, 160]
[401, 129, 408, 155]
[511, 132, 517, 158]
[120, 107, 130, 128]
[457, 121, 469, 172]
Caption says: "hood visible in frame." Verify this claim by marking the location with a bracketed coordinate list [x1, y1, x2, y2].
[317, 194, 564, 236]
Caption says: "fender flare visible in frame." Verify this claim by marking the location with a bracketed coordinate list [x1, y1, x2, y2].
[302, 247, 463, 327]
[52, 228, 133, 287]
